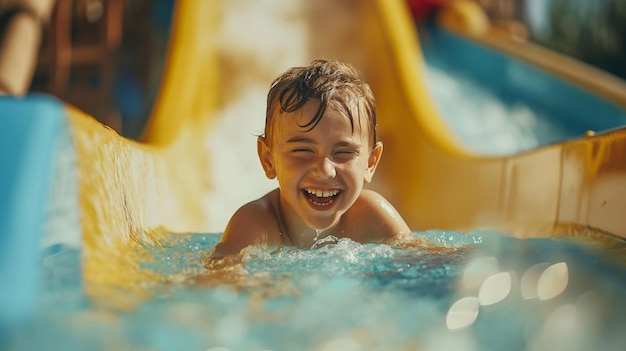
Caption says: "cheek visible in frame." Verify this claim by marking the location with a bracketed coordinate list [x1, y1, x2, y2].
[354, 154, 372, 170]
[338, 159, 368, 180]
[275, 158, 305, 182]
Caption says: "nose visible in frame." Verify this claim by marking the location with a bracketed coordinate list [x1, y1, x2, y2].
[312, 156, 336, 179]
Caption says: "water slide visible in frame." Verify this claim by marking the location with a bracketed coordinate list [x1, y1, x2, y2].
[2, 0, 626, 328]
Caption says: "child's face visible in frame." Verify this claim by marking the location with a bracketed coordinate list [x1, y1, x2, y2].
[259, 100, 382, 232]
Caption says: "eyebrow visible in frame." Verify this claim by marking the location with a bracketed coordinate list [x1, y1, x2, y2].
[285, 137, 361, 149]
[285, 137, 315, 144]
[334, 141, 361, 149]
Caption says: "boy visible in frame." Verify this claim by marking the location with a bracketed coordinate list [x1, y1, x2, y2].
[213, 59, 411, 257]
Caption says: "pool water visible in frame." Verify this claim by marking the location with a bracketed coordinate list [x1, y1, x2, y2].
[7, 230, 626, 351]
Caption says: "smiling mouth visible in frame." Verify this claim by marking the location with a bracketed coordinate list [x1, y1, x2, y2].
[303, 188, 341, 207]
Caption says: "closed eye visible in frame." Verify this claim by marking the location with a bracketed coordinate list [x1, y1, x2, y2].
[336, 149, 357, 154]
[334, 149, 359, 161]
[333, 141, 361, 158]
[292, 148, 313, 153]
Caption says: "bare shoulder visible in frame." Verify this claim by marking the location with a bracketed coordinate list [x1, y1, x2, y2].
[212, 190, 281, 257]
[347, 189, 411, 242]
[352, 189, 399, 216]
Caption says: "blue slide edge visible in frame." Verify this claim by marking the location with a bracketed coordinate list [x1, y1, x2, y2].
[0, 94, 64, 332]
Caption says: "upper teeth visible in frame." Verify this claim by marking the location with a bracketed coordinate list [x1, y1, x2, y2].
[305, 188, 339, 197]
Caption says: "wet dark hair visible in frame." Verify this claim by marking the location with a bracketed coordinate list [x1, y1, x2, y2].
[264, 59, 377, 148]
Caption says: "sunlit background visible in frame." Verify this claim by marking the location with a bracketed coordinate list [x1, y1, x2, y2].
[18, 0, 626, 230]
[25, 0, 626, 140]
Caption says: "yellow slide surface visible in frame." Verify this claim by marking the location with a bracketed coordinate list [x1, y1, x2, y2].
[69, 0, 626, 292]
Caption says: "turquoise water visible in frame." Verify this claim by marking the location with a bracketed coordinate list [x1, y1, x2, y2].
[7, 230, 626, 351]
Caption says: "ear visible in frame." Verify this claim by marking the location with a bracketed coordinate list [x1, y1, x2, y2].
[257, 136, 277, 179]
[364, 141, 383, 183]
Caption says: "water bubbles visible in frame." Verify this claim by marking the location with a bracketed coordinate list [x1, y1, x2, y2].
[447, 255, 511, 330]
[537, 262, 569, 301]
[478, 272, 512, 306]
[446, 296, 480, 330]
[521, 262, 551, 300]
[448, 255, 572, 334]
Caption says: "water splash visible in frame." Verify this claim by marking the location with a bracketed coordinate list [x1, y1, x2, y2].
[314, 229, 322, 242]
[9, 230, 626, 351]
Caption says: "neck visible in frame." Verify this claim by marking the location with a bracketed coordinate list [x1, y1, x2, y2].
[277, 197, 343, 248]
[276, 198, 338, 248]
[285, 224, 331, 248]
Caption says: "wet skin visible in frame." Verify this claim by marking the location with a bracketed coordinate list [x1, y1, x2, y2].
[214, 100, 410, 256]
